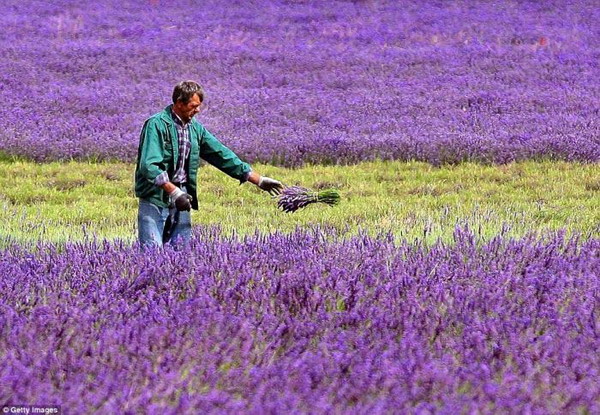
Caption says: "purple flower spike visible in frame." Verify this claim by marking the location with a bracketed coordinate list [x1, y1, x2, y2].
[277, 186, 340, 213]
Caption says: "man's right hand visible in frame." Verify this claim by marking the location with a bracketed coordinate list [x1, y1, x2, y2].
[169, 187, 193, 211]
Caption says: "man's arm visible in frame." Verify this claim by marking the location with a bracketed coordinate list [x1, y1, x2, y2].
[246, 171, 261, 186]
[198, 126, 252, 181]
[137, 119, 169, 184]
[161, 182, 178, 194]
[198, 126, 283, 195]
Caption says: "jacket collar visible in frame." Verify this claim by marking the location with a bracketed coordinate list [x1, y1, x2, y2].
[159, 105, 175, 125]
[159, 104, 200, 128]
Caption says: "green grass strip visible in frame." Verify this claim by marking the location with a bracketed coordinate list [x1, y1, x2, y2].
[0, 160, 597, 245]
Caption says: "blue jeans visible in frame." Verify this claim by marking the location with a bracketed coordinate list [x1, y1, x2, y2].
[137, 193, 192, 248]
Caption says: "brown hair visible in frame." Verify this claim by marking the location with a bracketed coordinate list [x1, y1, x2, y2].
[172, 81, 205, 104]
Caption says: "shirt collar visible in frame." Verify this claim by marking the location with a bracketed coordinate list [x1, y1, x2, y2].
[170, 108, 189, 127]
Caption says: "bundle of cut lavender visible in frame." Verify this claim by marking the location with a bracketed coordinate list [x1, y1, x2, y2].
[277, 186, 341, 213]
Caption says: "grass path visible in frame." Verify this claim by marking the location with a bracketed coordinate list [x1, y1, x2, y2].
[0, 160, 597, 244]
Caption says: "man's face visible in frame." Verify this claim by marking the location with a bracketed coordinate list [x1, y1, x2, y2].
[174, 93, 202, 123]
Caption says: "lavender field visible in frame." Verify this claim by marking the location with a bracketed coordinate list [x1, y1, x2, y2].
[1, 0, 598, 165]
[1, 0, 600, 413]
[1, 228, 599, 413]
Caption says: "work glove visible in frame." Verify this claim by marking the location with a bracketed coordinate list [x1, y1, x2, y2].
[258, 176, 284, 196]
[169, 187, 193, 211]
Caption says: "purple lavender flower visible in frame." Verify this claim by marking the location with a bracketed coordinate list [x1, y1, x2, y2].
[0, 228, 599, 412]
[0, 0, 598, 164]
[277, 186, 341, 213]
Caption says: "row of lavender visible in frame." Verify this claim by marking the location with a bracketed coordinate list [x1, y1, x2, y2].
[1, 227, 598, 413]
[1, 0, 598, 165]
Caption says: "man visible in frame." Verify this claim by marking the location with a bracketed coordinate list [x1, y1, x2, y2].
[135, 80, 283, 247]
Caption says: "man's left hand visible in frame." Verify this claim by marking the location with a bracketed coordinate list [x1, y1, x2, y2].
[258, 176, 284, 196]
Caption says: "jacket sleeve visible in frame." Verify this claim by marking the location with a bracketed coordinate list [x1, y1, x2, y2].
[199, 126, 251, 182]
[137, 118, 169, 185]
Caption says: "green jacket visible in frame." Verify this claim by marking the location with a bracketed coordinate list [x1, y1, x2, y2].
[135, 105, 251, 209]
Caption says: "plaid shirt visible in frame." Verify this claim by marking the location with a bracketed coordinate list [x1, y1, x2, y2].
[154, 110, 192, 186]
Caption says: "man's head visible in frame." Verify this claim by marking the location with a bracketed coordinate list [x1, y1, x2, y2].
[172, 81, 205, 123]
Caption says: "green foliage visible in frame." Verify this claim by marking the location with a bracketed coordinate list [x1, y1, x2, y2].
[0, 160, 597, 245]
